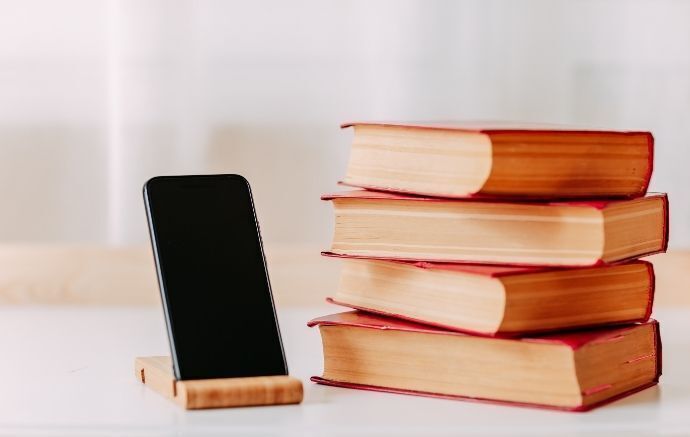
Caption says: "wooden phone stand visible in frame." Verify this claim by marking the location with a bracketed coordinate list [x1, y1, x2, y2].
[135, 356, 304, 409]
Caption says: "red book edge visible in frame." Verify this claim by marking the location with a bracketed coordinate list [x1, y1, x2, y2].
[325, 294, 655, 338]
[321, 251, 653, 278]
[644, 261, 657, 321]
[308, 312, 662, 412]
[321, 250, 663, 269]
[340, 121, 653, 137]
[307, 310, 658, 349]
[321, 189, 666, 209]
[339, 121, 654, 200]
[336, 180, 651, 201]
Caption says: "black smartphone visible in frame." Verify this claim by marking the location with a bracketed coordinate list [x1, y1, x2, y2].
[143, 174, 287, 380]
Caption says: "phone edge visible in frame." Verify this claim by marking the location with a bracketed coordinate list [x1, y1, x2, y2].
[241, 175, 290, 376]
[143, 177, 184, 380]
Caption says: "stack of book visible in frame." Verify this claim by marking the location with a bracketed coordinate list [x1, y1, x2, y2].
[310, 122, 668, 411]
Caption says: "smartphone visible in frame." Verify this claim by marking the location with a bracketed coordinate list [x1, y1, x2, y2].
[143, 174, 287, 380]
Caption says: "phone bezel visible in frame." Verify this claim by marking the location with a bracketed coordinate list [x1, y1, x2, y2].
[143, 174, 288, 380]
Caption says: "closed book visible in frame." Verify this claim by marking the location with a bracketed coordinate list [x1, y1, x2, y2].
[342, 122, 653, 199]
[324, 190, 668, 267]
[309, 311, 661, 412]
[325, 256, 655, 336]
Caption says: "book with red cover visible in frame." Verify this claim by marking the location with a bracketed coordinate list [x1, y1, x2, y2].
[341, 121, 654, 199]
[324, 190, 669, 267]
[322, 254, 655, 336]
[309, 311, 662, 412]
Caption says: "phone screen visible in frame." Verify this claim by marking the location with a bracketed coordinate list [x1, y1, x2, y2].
[144, 175, 287, 380]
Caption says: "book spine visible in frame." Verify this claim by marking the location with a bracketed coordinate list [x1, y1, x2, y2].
[662, 194, 670, 252]
[653, 320, 663, 383]
[643, 262, 656, 321]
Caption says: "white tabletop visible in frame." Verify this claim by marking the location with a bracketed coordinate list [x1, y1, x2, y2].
[1, 305, 689, 436]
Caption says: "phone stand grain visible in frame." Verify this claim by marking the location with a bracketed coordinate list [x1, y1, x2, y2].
[135, 356, 303, 409]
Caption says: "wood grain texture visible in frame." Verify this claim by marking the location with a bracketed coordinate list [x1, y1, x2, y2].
[0, 244, 686, 307]
[0, 245, 159, 304]
[135, 356, 303, 409]
[0, 244, 338, 306]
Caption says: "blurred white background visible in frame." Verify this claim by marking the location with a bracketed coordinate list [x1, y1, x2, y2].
[0, 0, 688, 248]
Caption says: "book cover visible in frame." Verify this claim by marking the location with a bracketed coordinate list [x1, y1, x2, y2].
[309, 311, 662, 412]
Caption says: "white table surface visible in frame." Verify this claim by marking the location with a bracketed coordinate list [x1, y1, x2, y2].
[1, 305, 688, 436]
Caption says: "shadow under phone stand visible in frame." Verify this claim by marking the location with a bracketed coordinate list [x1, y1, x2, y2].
[135, 356, 304, 409]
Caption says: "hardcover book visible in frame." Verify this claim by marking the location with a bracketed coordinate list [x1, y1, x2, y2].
[324, 190, 668, 267]
[342, 122, 653, 199]
[325, 256, 655, 336]
[309, 311, 661, 411]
